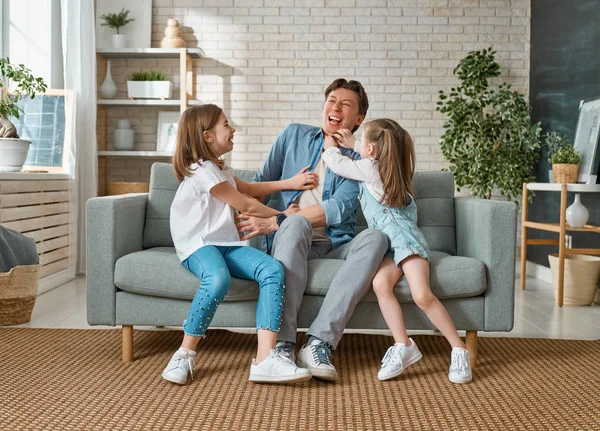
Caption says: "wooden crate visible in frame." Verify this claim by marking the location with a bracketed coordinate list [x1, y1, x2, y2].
[0, 177, 76, 293]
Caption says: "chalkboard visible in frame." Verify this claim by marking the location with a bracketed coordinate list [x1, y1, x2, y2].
[10, 94, 66, 167]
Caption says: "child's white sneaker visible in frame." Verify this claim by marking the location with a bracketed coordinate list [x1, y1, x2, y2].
[249, 350, 312, 383]
[377, 338, 423, 381]
[448, 347, 472, 384]
[162, 348, 197, 385]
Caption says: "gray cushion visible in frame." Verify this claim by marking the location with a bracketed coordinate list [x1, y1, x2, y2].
[114, 248, 485, 303]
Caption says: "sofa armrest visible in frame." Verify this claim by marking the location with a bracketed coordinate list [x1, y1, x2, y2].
[86, 194, 148, 325]
[454, 197, 517, 331]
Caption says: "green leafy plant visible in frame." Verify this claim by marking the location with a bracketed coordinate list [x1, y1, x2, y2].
[129, 71, 167, 81]
[0, 57, 47, 138]
[544, 132, 581, 165]
[436, 47, 542, 204]
[100, 8, 135, 35]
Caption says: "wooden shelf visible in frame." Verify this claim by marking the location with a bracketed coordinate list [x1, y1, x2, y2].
[523, 221, 600, 234]
[98, 99, 202, 107]
[96, 48, 204, 58]
[98, 151, 173, 157]
[527, 183, 600, 192]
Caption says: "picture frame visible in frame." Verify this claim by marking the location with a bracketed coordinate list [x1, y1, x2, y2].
[156, 111, 181, 153]
[573, 96, 600, 184]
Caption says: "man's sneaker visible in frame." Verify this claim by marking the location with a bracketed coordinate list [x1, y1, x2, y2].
[377, 338, 423, 381]
[249, 350, 312, 383]
[448, 347, 472, 384]
[297, 339, 337, 381]
[275, 341, 296, 363]
[162, 348, 197, 385]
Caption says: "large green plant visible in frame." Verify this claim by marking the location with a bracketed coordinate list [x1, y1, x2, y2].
[436, 48, 541, 204]
[0, 57, 47, 138]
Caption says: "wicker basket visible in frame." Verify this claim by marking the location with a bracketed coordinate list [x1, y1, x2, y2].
[548, 254, 600, 306]
[0, 265, 40, 325]
[552, 164, 579, 183]
[107, 182, 149, 195]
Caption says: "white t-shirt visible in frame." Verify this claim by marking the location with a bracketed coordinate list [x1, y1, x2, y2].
[170, 160, 249, 261]
[296, 156, 328, 242]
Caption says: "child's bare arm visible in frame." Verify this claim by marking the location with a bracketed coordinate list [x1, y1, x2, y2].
[235, 166, 319, 198]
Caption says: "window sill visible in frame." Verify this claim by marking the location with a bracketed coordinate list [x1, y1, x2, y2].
[0, 172, 71, 180]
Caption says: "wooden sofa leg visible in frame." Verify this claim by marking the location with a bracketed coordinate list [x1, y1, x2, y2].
[466, 330, 477, 368]
[122, 325, 134, 362]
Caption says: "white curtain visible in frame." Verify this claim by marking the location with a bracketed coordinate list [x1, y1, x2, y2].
[61, 0, 97, 273]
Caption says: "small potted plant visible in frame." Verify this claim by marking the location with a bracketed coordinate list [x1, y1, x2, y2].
[127, 71, 172, 100]
[545, 131, 581, 183]
[100, 8, 135, 49]
[0, 57, 47, 172]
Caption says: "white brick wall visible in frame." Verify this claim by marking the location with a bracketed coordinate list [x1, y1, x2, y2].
[102, 0, 530, 181]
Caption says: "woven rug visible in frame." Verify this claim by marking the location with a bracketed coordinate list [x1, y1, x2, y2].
[1, 328, 599, 430]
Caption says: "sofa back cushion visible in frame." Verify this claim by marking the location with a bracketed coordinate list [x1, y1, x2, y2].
[143, 163, 456, 255]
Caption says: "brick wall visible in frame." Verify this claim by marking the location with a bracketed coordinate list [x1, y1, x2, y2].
[101, 0, 530, 181]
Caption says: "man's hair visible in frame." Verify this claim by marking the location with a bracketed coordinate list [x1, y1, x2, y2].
[324, 78, 369, 118]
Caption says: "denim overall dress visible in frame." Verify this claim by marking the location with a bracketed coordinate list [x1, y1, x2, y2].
[358, 183, 430, 265]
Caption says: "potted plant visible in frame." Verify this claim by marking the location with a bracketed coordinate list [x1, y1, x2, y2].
[100, 8, 135, 49]
[127, 71, 172, 100]
[545, 131, 581, 183]
[436, 47, 542, 204]
[0, 57, 47, 172]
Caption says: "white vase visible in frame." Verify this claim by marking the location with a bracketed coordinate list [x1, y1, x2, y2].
[100, 60, 117, 99]
[111, 34, 127, 49]
[566, 193, 589, 228]
[113, 120, 134, 151]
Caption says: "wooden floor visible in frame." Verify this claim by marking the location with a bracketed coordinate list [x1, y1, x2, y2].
[5, 274, 600, 340]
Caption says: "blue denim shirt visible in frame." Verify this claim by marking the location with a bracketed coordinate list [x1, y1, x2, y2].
[253, 123, 360, 253]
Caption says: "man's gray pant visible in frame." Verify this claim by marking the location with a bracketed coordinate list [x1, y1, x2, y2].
[271, 215, 388, 349]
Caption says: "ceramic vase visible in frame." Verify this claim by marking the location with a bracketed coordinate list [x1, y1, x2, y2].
[114, 120, 134, 151]
[112, 34, 127, 49]
[100, 60, 117, 99]
[566, 193, 589, 228]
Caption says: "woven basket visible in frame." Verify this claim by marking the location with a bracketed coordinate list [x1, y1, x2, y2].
[107, 182, 149, 195]
[548, 254, 600, 306]
[552, 164, 579, 183]
[0, 265, 40, 325]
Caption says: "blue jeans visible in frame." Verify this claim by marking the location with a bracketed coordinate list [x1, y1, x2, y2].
[182, 245, 285, 337]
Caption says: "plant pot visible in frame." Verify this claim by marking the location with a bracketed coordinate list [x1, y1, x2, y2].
[111, 34, 127, 49]
[552, 163, 579, 183]
[548, 254, 600, 306]
[0, 138, 32, 172]
[127, 81, 173, 99]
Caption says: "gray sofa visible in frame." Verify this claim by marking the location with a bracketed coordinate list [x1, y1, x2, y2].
[87, 162, 517, 365]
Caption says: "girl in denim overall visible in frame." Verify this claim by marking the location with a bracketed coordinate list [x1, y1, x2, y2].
[163, 104, 317, 385]
[322, 119, 472, 384]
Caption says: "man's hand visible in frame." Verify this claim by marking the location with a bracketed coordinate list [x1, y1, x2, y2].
[288, 166, 319, 191]
[235, 214, 278, 240]
[331, 128, 355, 150]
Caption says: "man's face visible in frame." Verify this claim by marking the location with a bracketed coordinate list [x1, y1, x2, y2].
[321, 88, 365, 136]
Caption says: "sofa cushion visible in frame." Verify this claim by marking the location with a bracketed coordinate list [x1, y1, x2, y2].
[305, 251, 486, 302]
[114, 248, 485, 303]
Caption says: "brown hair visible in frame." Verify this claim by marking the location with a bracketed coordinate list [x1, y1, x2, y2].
[324, 78, 369, 133]
[364, 118, 415, 208]
[173, 104, 224, 182]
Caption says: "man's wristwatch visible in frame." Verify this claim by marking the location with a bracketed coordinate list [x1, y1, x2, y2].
[276, 213, 287, 226]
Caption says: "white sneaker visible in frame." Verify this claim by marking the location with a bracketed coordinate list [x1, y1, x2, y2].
[275, 341, 296, 363]
[378, 338, 423, 381]
[297, 339, 337, 381]
[162, 348, 197, 385]
[448, 347, 472, 384]
[249, 350, 312, 383]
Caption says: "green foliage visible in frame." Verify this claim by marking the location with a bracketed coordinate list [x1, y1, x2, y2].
[436, 47, 541, 204]
[0, 57, 47, 120]
[129, 71, 167, 81]
[544, 131, 581, 165]
[100, 8, 135, 34]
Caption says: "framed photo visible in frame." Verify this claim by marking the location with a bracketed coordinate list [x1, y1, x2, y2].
[157, 111, 181, 153]
[573, 96, 600, 184]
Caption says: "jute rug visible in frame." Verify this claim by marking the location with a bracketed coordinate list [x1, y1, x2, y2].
[1, 328, 599, 431]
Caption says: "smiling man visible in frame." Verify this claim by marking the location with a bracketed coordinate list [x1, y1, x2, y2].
[235, 79, 388, 381]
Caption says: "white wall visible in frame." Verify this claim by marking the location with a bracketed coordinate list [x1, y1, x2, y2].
[102, 0, 531, 181]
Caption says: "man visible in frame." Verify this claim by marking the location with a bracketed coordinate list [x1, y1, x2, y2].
[235, 79, 388, 381]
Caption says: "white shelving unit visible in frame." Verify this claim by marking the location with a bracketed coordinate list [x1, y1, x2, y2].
[96, 47, 202, 195]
